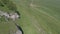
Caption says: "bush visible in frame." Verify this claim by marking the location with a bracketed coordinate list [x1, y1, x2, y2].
[0, 0, 17, 11]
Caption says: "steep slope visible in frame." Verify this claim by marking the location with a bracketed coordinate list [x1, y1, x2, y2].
[11, 0, 60, 34]
[0, 0, 60, 34]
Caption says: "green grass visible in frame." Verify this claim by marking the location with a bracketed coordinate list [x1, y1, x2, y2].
[0, 0, 60, 34]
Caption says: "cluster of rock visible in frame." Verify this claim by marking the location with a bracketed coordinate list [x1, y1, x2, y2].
[0, 11, 24, 34]
[9, 23, 23, 34]
[15, 23, 23, 34]
[0, 11, 20, 21]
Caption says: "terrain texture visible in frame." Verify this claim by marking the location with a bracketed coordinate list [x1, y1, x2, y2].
[0, 0, 60, 34]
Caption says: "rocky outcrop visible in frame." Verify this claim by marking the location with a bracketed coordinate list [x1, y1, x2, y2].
[0, 11, 20, 21]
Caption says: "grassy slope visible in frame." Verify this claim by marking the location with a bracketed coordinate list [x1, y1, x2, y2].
[0, 0, 60, 34]
[12, 0, 60, 34]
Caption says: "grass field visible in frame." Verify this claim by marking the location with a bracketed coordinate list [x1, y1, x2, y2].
[0, 0, 60, 34]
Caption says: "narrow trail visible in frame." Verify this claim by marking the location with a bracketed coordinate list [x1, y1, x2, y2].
[30, 0, 40, 8]
[31, 7, 60, 23]
[30, 0, 60, 23]
[21, 10, 46, 34]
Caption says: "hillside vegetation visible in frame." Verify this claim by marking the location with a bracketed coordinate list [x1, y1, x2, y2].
[0, 0, 60, 34]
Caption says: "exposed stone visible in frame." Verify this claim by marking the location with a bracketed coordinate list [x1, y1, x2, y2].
[0, 10, 20, 21]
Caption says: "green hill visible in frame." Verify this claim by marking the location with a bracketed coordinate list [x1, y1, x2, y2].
[0, 0, 60, 34]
